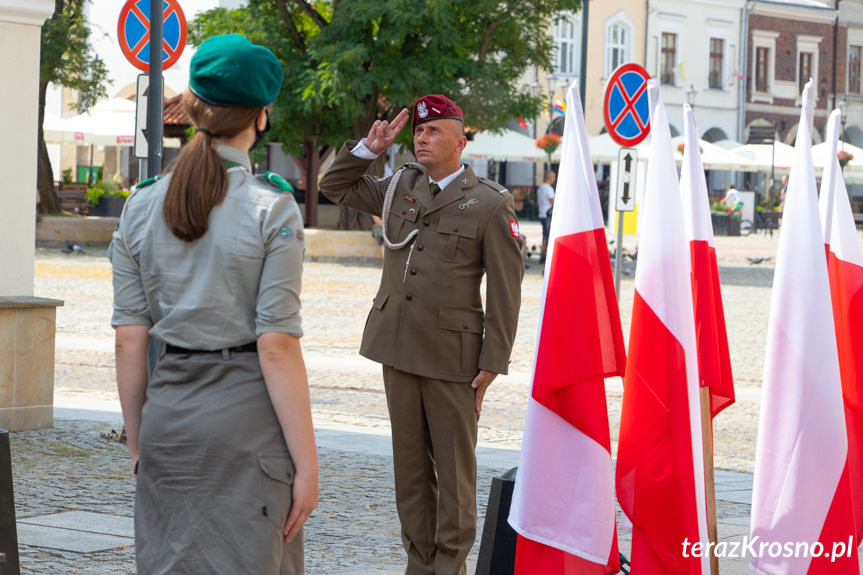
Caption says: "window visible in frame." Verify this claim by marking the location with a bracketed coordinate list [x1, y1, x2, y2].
[604, 11, 635, 78]
[850, 46, 861, 94]
[799, 52, 813, 94]
[756, 46, 769, 92]
[608, 24, 627, 73]
[554, 12, 579, 76]
[709, 38, 724, 89]
[661, 33, 676, 85]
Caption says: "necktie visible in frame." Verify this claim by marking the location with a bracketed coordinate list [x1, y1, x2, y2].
[430, 183, 440, 197]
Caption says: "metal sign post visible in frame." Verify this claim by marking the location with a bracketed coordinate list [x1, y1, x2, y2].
[614, 147, 637, 298]
[604, 63, 651, 299]
[147, 0, 164, 178]
[118, 0, 187, 178]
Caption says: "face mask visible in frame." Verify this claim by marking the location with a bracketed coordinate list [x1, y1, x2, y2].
[253, 112, 271, 149]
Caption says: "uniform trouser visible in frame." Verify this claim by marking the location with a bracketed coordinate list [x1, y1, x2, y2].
[382, 366, 479, 575]
[539, 216, 551, 261]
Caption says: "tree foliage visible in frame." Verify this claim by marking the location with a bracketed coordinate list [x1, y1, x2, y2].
[189, 0, 581, 225]
[37, 0, 111, 213]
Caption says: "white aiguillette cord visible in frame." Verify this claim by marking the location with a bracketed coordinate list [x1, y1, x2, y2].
[380, 166, 418, 250]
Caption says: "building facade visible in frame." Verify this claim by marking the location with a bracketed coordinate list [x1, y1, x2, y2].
[646, 0, 746, 141]
[743, 0, 839, 145]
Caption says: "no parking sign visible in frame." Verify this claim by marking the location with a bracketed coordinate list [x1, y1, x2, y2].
[603, 63, 651, 147]
[118, 0, 187, 72]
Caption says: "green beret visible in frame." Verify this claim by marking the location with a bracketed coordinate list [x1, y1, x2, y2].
[189, 34, 283, 108]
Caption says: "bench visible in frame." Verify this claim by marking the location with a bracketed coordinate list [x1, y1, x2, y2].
[56, 184, 90, 215]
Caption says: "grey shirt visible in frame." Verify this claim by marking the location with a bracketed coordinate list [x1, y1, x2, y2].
[111, 145, 304, 349]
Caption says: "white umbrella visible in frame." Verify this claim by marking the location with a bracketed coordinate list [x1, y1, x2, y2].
[463, 129, 547, 162]
[731, 141, 796, 174]
[43, 98, 179, 149]
[811, 140, 863, 183]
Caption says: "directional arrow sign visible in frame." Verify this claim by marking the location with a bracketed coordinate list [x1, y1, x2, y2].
[135, 74, 149, 159]
[616, 147, 637, 212]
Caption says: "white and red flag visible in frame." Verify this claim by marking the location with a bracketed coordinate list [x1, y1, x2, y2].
[508, 83, 626, 574]
[818, 108, 863, 550]
[750, 80, 858, 574]
[679, 104, 734, 417]
[614, 81, 710, 574]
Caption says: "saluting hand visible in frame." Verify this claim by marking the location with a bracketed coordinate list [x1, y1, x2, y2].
[365, 108, 410, 155]
[471, 369, 498, 416]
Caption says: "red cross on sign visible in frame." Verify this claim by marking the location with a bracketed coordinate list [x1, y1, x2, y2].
[117, 0, 187, 72]
[603, 63, 652, 147]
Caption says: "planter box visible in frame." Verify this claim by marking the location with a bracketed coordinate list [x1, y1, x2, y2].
[90, 195, 126, 217]
[711, 212, 740, 236]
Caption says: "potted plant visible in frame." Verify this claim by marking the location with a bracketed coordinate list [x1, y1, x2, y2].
[535, 133, 561, 168]
[88, 181, 128, 217]
[838, 149, 854, 168]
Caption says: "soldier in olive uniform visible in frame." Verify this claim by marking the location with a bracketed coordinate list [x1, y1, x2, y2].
[319, 95, 524, 575]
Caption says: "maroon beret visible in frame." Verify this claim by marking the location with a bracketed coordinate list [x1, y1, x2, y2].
[412, 94, 464, 132]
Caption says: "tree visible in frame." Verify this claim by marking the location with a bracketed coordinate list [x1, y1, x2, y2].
[190, 0, 580, 226]
[37, 0, 109, 214]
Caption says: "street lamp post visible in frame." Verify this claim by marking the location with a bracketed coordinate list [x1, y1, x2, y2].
[529, 80, 542, 139]
[545, 73, 558, 135]
[687, 84, 697, 108]
[839, 98, 848, 152]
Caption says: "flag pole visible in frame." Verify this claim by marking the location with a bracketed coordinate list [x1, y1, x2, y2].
[700, 388, 719, 575]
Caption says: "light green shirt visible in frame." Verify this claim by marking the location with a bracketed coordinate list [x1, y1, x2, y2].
[111, 145, 304, 348]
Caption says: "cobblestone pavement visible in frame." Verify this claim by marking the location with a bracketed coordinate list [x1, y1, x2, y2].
[6, 229, 816, 573]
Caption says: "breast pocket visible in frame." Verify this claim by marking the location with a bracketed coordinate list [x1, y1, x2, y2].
[437, 215, 478, 261]
[387, 206, 419, 244]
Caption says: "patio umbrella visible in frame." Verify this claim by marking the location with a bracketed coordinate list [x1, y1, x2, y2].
[811, 140, 863, 183]
[731, 141, 796, 174]
[463, 129, 547, 162]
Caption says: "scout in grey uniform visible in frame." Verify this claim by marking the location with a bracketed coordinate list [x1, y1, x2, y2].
[320, 95, 524, 575]
[111, 34, 318, 575]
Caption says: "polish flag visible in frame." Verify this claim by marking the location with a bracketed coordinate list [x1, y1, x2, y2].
[679, 104, 734, 418]
[508, 83, 625, 574]
[818, 108, 863, 550]
[614, 81, 710, 574]
[750, 81, 859, 574]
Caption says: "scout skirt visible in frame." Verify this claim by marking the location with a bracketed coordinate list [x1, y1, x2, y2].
[135, 349, 301, 574]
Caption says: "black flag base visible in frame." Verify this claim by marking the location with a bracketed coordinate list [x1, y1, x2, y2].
[619, 552, 631, 574]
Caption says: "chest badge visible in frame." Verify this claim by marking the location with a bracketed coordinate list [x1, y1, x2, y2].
[459, 198, 479, 210]
[408, 208, 417, 216]
[279, 227, 293, 240]
[403, 194, 416, 203]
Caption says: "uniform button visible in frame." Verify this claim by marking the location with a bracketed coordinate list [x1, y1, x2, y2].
[453, 227, 459, 232]
[402, 209, 407, 215]
[423, 219, 430, 226]
[410, 268, 417, 275]
[462, 323, 468, 329]
[406, 294, 413, 301]
[417, 244, 424, 251]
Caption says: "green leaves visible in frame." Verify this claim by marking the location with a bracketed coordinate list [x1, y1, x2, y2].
[188, 0, 581, 169]
[40, 0, 110, 110]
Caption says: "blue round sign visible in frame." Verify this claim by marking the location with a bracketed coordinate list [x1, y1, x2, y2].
[118, 0, 187, 72]
[604, 63, 651, 147]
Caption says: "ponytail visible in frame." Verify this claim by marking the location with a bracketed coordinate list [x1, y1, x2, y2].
[163, 91, 260, 242]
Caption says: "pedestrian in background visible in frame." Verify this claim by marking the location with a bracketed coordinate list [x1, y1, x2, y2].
[536, 168, 556, 263]
[111, 34, 317, 574]
[320, 94, 524, 574]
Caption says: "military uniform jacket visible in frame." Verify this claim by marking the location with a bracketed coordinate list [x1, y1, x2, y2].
[320, 142, 524, 383]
